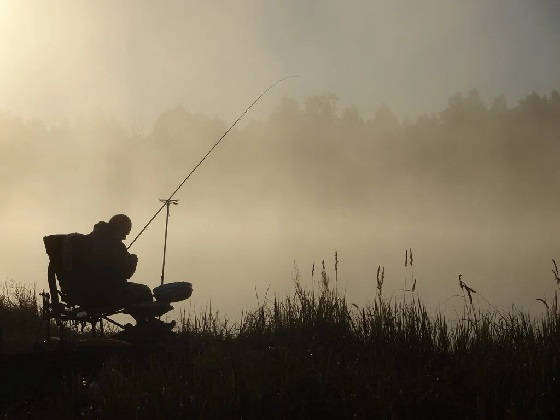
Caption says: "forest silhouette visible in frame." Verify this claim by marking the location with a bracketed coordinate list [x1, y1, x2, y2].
[2, 89, 559, 223]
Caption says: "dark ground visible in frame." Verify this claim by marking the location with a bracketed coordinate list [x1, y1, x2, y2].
[2, 283, 560, 419]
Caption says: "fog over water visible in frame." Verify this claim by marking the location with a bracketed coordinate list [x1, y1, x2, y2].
[1, 1, 560, 321]
[2, 92, 560, 320]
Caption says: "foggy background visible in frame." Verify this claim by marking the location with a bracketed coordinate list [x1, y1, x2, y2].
[1, 0, 560, 320]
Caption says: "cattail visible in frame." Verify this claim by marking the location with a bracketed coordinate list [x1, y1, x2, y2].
[411, 278, 416, 292]
[312, 262, 315, 279]
[409, 248, 413, 266]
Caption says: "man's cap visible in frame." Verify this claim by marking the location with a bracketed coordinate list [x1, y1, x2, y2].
[109, 214, 132, 234]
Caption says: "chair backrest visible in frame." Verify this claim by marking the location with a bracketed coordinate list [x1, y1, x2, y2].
[43, 233, 89, 305]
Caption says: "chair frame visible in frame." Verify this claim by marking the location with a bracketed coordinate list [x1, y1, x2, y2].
[41, 260, 129, 339]
[42, 234, 180, 342]
[42, 234, 139, 339]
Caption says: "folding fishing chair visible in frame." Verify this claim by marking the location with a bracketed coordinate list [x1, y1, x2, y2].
[41, 234, 192, 341]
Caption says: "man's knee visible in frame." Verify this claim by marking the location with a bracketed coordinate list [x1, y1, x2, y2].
[124, 282, 152, 304]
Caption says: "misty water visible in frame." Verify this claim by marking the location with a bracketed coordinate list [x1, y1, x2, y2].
[1, 92, 559, 321]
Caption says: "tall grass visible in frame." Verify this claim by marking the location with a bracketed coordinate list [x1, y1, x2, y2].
[2, 264, 560, 417]
[0, 281, 42, 353]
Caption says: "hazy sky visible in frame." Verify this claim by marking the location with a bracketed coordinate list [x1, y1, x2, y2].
[1, 0, 559, 129]
[1, 1, 560, 320]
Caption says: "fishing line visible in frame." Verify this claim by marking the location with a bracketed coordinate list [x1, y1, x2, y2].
[127, 75, 299, 250]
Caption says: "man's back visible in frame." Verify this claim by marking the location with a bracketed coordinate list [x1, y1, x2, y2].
[88, 221, 137, 282]
[66, 215, 138, 306]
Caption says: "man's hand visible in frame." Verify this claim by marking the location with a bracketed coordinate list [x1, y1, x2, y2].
[123, 253, 138, 279]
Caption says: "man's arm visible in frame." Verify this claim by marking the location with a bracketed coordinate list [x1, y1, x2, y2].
[111, 242, 138, 280]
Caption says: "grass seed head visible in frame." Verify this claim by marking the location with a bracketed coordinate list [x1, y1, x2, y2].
[405, 249, 408, 267]
[536, 298, 549, 310]
[376, 265, 384, 295]
[321, 259, 329, 289]
[335, 251, 339, 269]
[552, 259, 560, 285]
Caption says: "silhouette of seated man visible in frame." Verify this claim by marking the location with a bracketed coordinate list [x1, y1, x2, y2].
[72, 214, 152, 312]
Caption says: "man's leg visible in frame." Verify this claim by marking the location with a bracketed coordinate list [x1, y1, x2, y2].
[121, 282, 153, 306]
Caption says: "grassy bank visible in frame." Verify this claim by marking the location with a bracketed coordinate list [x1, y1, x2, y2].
[1, 274, 560, 418]
[0, 281, 43, 354]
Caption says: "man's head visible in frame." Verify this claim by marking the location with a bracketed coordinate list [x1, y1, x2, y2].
[108, 214, 132, 240]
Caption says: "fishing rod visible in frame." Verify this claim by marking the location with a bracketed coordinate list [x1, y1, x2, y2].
[127, 75, 298, 250]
